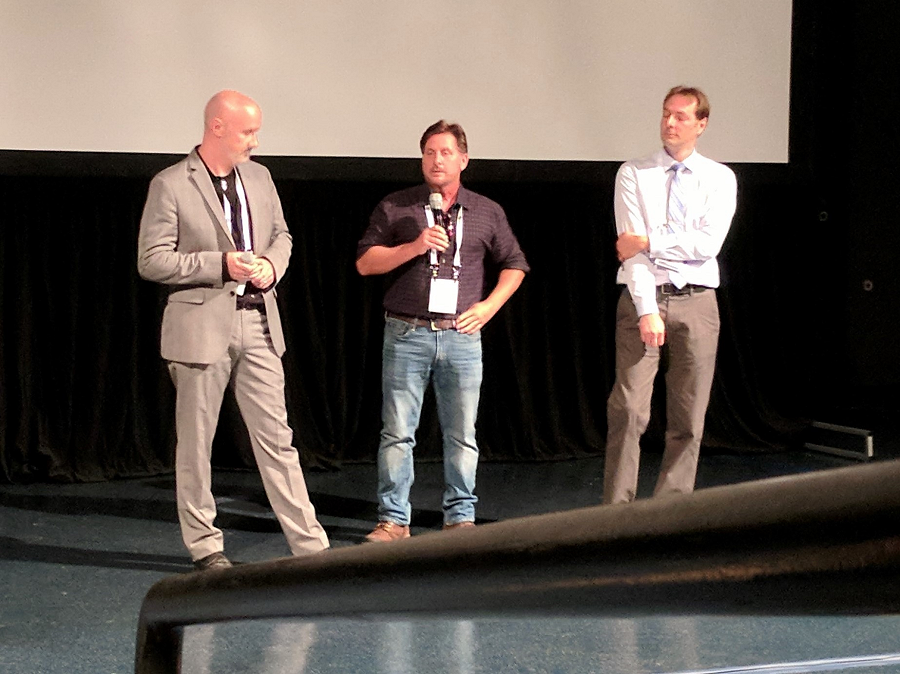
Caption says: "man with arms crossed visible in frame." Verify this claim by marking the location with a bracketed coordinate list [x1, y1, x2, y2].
[138, 90, 329, 569]
[357, 120, 529, 542]
[604, 86, 737, 504]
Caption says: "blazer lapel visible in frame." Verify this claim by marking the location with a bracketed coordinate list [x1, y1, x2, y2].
[187, 150, 235, 246]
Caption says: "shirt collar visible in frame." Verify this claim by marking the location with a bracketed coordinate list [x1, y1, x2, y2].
[660, 147, 701, 171]
[454, 185, 471, 210]
[195, 147, 236, 184]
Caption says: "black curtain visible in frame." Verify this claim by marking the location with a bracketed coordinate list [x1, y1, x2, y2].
[0, 159, 816, 484]
[0, 174, 173, 481]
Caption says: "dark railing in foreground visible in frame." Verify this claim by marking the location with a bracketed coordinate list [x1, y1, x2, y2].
[135, 459, 900, 673]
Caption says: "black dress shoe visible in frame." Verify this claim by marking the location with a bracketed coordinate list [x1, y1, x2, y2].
[193, 552, 233, 571]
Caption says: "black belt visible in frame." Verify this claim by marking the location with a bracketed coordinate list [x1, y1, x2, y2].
[657, 283, 710, 297]
[386, 312, 457, 331]
[237, 296, 265, 310]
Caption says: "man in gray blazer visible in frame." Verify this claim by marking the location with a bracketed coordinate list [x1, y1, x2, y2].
[137, 90, 329, 570]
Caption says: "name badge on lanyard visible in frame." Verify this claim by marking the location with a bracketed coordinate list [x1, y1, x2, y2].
[424, 205, 464, 314]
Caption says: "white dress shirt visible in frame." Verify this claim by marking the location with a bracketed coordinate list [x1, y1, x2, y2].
[614, 148, 737, 316]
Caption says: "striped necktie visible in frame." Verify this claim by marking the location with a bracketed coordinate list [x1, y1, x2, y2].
[666, 162, 688, 232]
[220, 174, 244, 250]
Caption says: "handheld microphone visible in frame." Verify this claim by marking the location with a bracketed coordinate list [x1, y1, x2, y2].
[237, 251, 254, 296]
[428, 192, 443, 223]
[427, 193, 446, 257]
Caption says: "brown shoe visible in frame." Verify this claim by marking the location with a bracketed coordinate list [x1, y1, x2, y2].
[442, 521, 475, 531]
[365, 521, 411, 543]
[193, 551, 233, 571]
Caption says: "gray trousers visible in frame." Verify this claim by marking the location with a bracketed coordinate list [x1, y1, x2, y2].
[603, 287, 720, 504]
[168, 307, 329, 560]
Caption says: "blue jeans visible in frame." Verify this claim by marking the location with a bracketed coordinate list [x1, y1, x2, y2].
[377, 317, 483, 526]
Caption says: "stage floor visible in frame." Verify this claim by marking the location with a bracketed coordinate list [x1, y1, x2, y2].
[2, 449, 900, 673]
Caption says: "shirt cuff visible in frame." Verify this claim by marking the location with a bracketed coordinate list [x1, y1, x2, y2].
[633, 295, 659, 317]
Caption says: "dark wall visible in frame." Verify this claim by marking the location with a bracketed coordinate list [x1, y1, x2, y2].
[844, 3, 900, 388]
[786, 0, 900, 418]
[1, 0, 893, 483]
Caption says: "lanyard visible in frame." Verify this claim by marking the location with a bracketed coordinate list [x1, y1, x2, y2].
[222, 171, 252, 252]
[424, 205, 464, 279]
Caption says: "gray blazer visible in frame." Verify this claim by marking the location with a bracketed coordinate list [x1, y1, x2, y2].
[137, 149, 292, 363]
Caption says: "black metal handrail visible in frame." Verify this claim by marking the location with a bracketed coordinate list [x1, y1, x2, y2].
[135, 459, 900, 673]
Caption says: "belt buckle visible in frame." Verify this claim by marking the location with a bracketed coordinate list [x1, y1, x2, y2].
[430, 319, 439, 331]
[659, 283, 689, 297]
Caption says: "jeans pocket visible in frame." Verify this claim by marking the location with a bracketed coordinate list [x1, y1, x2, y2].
[461, 330, 481, 343]
[385, 317, 416, 339]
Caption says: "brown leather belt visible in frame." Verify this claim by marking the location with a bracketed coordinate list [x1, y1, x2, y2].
[386, 312, 457, 331]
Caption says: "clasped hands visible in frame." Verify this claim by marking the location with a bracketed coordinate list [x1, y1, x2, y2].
[226, 252, 275, 290]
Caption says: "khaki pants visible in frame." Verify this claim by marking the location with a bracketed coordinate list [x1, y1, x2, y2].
[168, 307, 329, 560]
[603, 287, 720, 504]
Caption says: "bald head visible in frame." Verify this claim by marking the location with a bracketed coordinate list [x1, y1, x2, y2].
[198, 90, 262, 175]
[204, 90, 259, 130]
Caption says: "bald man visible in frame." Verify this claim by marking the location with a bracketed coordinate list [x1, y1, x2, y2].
[138, 90, 329, 570]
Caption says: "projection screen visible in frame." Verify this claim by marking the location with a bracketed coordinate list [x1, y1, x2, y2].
[0, 0, 792, 163]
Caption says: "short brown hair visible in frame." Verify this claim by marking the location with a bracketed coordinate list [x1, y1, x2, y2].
[420, 120, 468, 154]
[664, 86, 710, 121]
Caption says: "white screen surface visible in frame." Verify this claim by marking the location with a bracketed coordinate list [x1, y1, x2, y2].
[0, 1, 791, 162]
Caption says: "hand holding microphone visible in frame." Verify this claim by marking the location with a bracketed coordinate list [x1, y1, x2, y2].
[226, 250, 255, 281]
[421, 192, 449, 254]
[228, 251, 273, 293]
[225, 250, 256, 296]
